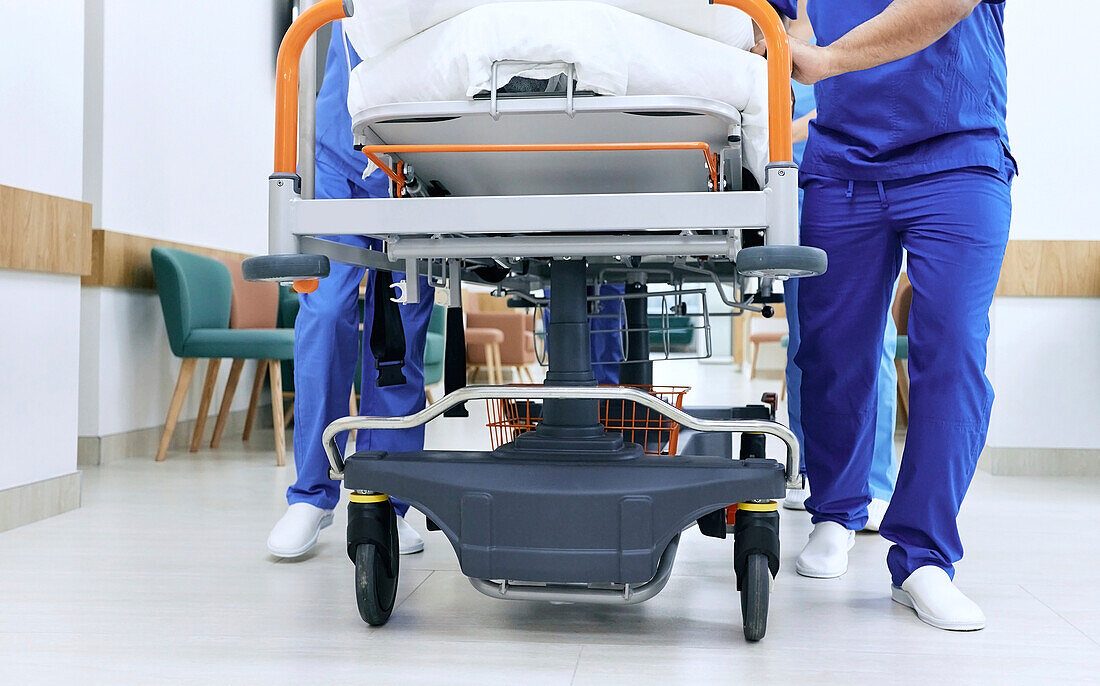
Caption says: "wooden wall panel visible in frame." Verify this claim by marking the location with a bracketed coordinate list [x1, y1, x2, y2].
[0, 185, 92, 276]
[83, 230, 252, 290]
[996, 240, 1100, 297]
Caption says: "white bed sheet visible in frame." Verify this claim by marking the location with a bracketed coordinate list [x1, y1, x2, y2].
[346, 2, 770, 181]
[343, 0, 754, 61]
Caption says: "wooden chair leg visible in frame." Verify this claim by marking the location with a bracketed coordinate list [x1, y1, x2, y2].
[425, 388, 435, 404]
[750, 342, 760, 380]
[489, 344, 503, 385]
[780, 373, 787, 401]
[210, 359, 244, 448]
[467, 366, 480, 384]
[242, 360, 268, 441]
[268, 360, 286, 467]
[522, 366, 536, 383]
[283, 398, 295, 429]
[189, 358, 221, 452]
[155, 358, 198, 462]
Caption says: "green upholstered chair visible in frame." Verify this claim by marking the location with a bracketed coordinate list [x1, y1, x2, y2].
[151, 247, 293, 465]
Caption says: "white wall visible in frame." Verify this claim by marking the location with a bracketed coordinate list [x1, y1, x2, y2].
[987, 298, 1100, 451]
[1004, 2, 1099, 242]
[0, 272, 82, 491]
[0, 1, 85, 199]
[0, 3, 85, 492]
[98, 1, 277, 255]
[983, 5, 1100, 455]
[78, 1, 281, 439]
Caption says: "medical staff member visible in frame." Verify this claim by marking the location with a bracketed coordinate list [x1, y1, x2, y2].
[765, 0, 1014, 630]
[780, 0, 900, 534]
[267, 23, 433, 558]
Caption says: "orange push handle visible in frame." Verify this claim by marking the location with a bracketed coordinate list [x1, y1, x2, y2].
[274, 0, 352, 174]
[711, 0, 794, 164]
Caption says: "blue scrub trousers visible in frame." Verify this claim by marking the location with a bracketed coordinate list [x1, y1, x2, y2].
[785, 279, 898, 500]
[287, 161, 434, 515]
[795, 167, 1011, 586]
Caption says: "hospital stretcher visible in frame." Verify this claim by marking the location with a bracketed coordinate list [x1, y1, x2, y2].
[246, 0, 826, 642]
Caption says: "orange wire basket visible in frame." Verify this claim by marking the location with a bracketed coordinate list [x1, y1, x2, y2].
[486, 385, 691, 455]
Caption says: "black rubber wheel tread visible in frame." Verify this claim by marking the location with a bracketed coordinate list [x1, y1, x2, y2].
[740, 553, 771, 642]
[241, 253, 330, 282]
[354, 542, 399, 626]
[735, 245, 827, 278]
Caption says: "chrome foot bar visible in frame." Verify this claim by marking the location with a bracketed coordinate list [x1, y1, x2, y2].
[323, 385, 801, 487]
[468, 535, 680, 605]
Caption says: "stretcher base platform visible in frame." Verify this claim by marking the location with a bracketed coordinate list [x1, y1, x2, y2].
[343, 446, 785, 585]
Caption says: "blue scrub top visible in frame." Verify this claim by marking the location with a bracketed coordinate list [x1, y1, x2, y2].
[315, 23, 388, 196]
[770, 0, 1015, 181]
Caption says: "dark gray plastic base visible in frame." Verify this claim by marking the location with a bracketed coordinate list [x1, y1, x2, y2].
[343, 448, 784, 585]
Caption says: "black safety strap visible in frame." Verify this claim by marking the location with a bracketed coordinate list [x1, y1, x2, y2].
[442, 298, 469, 417]
[370, 270, 407, 387]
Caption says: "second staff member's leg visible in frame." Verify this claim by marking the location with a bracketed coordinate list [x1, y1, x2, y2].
[358, 262, 435, 552]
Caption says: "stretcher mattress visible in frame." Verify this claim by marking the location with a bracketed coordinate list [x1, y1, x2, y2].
[342, 0, 755, 61]
[346, 1, 770, 181]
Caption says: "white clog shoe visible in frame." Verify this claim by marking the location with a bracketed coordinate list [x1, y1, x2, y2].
[863, 498, 890, 533]
[795, 521, 855, 578]
[892, 566, 986, 631]
[267, 503, 334, 558]
[397, 515, 425, 554]
[783, 479, 810, 511]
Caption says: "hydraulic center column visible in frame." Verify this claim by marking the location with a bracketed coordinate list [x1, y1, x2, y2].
[541, 259, 602, 435]
[505, 259, 637, 459]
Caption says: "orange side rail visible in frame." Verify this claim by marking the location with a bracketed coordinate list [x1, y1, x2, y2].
[274, 0, 352, 174]
[363, 142, 721, 191]
[712, 0, 794, 163]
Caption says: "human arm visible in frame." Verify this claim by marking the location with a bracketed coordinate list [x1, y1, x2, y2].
[785, 0, 985, 84]
[792, 109, 816, 144]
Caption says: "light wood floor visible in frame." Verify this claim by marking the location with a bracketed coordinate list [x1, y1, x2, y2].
[1, 360, 1097, 684]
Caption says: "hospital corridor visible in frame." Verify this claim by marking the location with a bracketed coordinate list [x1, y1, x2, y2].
[1, 1, 1097, 684]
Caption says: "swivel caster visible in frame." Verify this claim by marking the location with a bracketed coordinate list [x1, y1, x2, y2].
[733, 501, 780, 642]
[347, 493, 399, 626]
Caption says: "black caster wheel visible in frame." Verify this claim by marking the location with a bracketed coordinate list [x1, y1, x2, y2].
[349, 496, 400, 626]
[739, 552, 771, 642]
[354, 540, 399, 626]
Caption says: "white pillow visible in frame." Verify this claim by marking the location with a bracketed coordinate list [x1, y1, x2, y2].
[343, 0, 754, 60]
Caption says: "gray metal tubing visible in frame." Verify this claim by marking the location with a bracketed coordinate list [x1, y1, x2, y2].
[387, 235, 731, 260]
[298, 0, 318, 200]
[322, 385, 801, 487]
[468, 535, 680, 605]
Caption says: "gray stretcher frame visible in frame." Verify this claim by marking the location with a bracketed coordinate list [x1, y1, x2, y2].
[270, 92, 805, 500]
[267, 94, 800, 262]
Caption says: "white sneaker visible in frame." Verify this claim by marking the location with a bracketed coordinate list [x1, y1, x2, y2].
[397, 515, 424, 555]
[795, 521, 855, 578]
[863, 498, 890, 532]
[783, 480, 810, 510]
[267, 503, 334, 558]
[892, 566, 986, 631]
